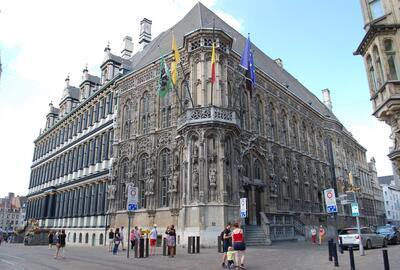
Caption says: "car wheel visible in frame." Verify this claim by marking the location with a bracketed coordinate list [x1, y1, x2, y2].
[366, 240, 372, 249]
[383, 239, 388, 248]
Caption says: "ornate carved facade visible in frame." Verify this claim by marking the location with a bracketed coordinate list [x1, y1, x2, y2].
[109, 3, 384, 245]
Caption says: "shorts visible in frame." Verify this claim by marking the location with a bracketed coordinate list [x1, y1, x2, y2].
[150, 239, 157, 246]
[223, 241, 230, 253]
[233, 242, 246, 251]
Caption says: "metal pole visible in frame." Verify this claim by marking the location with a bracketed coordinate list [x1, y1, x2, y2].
[179, 62, 194, 108]
[127, 213, 131, 259]
[326, 138, 339, 243]
[349, 246, 356, 270]
[354, 192, 364, 256]
[382, 249, 390, 270]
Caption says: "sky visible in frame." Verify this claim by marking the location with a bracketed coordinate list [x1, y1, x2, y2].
[0, 0, 393, 197]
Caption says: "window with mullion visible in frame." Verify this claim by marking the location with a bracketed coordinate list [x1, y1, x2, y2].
[95, 102, 100, 123]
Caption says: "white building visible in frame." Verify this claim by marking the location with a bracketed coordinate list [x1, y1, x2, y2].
[379, 176, 400, 225]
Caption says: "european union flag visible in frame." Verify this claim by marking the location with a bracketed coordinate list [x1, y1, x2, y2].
[240, 34, 256, 90]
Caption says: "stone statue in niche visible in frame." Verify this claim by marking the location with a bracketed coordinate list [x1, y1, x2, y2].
[209, 165, 217, 201]
[107, 184, 116, 199]
[174, 153, 180, 171]
[145, 168, 154, 196]
[193, 166, 199, 189]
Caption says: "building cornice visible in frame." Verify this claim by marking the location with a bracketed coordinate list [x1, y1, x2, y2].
[354, 24, 400, 56]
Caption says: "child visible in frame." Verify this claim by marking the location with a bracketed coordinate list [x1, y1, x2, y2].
[226, 246, 236, 269]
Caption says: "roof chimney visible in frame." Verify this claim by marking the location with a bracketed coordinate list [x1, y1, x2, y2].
[121, 36, 133, 59]
[139, 18, 152, 49]
[321, 88, 332, 111]
[274, 58, 283, 68]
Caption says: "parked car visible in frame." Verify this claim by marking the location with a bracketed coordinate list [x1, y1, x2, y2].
[376, 225, 400, 245]
[338, 227, 387, 249]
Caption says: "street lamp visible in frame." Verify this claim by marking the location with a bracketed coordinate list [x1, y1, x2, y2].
[347, 186, 365, 256]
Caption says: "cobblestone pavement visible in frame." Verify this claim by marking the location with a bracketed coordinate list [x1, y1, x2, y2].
[0, 241, 399, 270]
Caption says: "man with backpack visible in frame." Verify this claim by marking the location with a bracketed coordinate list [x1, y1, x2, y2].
[221, 223, 231, 268]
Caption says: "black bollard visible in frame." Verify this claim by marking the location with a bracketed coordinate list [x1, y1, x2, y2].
[349, 246, 355, 270]
[218, 236, 222, 253]
[163, 238, 167, 256]
[328, 239, 333, 262]
[139, 238, 144, 258]
[332, 242, 339, 267]
[339, 237, 344, 254]
[145, 238, 149, 257]
[196, 236, 200, 253]
[382, 249, 390, 270]
[188, 236, 192, 253]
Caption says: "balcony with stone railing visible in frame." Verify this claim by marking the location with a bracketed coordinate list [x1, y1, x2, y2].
[177, 106, 240, 130]
[371, 81, 400, 119]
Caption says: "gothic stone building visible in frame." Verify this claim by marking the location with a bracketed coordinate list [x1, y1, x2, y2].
[26, 3, 384, 246]
[109, 3, 383, 246]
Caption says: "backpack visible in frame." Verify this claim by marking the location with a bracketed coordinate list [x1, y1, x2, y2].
[220, 230, 225, 240]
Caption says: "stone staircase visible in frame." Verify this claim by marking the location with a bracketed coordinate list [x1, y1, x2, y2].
[244, 225, 268, 246]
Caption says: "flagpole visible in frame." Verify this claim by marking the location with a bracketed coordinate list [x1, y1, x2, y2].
[211, 19, 215, 106]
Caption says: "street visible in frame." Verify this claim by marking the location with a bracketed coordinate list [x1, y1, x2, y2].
[0, 241, 399, 270]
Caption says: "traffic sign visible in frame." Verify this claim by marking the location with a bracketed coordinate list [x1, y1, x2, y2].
[126, 184, 138, 212]
[326, 204, 338, 213]
[240, 198, 247, 218]
[351, 203, 359, 217]
[324, 188, 338, 213]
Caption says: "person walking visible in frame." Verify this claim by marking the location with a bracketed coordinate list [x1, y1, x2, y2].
[113, 228, 121, 255]
[221, 223, 232, 268]
[48, 231, 54, 249]
[232, 223, 246, 269]
[130, 229, 136, 250]
[319, 225, 325, 245]
[54, 230, 66, 259]
[149, 224, 158, 256]
[108, 229, 114, 252]
[311, 226, 317, 245]
[166, 225, 176, 257]
[120, 226, 126, 251]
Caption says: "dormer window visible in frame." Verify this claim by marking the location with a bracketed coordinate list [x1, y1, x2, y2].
[369, 0, 384, 20]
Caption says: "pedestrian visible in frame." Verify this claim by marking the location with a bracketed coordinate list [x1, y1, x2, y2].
[130, 229, 136, 250]
[166, 225, 176, 257]
[232, 223, 246, 269]
[149, 224, 158, 256]
[54, 230, 66, 259]
[120, 226, 126, 251]
[48, 231, 54, 249]
[113, 228, 121, 255]
[319, 225, 325, 245]
[311, 226, 317, 245]
[221, 223, 232, 268]
[226, 246, 236, 269]
[108, 228, 114, 252]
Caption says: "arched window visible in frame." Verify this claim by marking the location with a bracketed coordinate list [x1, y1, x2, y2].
[281, 110, 288, 145]
[255, 96, 263, 135]
[227, 82, 232, 108]
[242, 91, 250, 130]
[384, 39, 398, 80]
[138, 153, 149, 208]
[140, 92, 151, 134]
[73, 233, 76, 243]
[160, 91, 172, 129]
[243, 157, 250, 178]
[367, 55, 378, 93]
[373, 46, 384, 85]
[159, 148, 171, 207]
[79, 233, 82, 243]
[268, 102, 276, 140]
[85, 233, 89, 243]
[254, 159, 261, 180]
[302, 121, 308, 153]
[99, 233, 104, 245]
[118, 158, 129, 210]
[122, 102, 132, 140]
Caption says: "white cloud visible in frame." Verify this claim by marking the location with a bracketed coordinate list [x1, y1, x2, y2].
[215, 10, 244, 33]
[349, 119, 393, 176]
[0, 0, 244, 197]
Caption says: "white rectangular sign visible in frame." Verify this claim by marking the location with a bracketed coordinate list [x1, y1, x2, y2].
[324, 188, 337, 206]
[240, 198, 247, 218]
[126, 184, 138, 212]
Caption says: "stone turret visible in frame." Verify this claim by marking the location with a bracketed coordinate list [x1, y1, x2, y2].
[321, 88, 332, 111]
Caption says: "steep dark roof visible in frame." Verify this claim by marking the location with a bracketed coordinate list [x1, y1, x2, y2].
[379, 175, 394, 185]
[127, 2, 336, 119]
